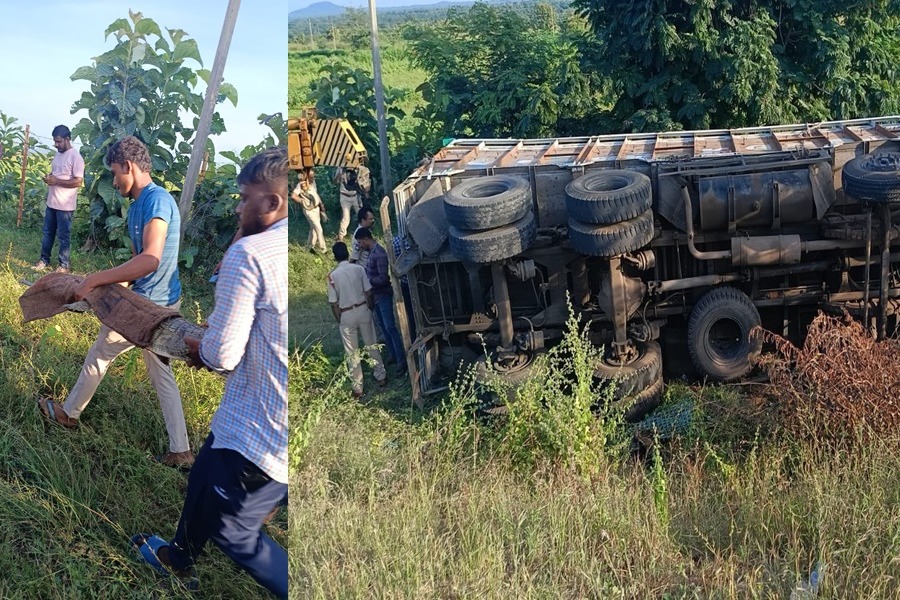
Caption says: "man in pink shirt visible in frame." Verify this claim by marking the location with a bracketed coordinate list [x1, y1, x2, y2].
[33, 125, 84, 274]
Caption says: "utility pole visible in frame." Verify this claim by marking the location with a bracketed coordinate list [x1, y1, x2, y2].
[178, 0, 240, 238]
[308, 19, 314, 47]
[368, 0, 392, 199]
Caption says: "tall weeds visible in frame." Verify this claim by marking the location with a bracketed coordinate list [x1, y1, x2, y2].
[484, 306, 627, 476]
[756, 310, 900, 439]
[291, 243, 900, 598]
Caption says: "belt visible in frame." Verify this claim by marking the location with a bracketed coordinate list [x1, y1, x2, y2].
[340, 301, 367, 313]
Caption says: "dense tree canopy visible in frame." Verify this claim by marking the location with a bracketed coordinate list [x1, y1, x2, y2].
[403, 2, 608, 138]
[572, 0, 900, 132]
[303, 0, 900, 172]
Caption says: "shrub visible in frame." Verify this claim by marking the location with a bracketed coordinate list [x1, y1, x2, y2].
[755, 311, 900, 439]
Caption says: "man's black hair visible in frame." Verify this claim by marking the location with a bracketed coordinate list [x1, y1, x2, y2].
[51, 125, 71, 140]
[332, 241, 349, 261]
[105, 135, 152, 172]
[357, 206, 374, 223]
[354, 227, 373, 241]
[238, 146, 288, 191]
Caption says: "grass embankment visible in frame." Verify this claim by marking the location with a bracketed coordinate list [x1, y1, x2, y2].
[291, 212, 900, 598]
[0, 219, 286, 598]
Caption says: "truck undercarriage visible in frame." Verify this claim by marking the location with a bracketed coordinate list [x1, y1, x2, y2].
[384, 117, 900, 415]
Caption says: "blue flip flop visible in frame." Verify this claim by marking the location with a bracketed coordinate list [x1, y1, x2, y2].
[130, 533, 199, 591]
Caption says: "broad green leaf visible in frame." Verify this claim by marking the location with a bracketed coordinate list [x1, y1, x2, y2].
[71, 118, 94, 141]
[104, 18, 131, 40]
[134, 17, 162, 39]
[173, 39, 202, 65]
[96, 63, 117, 78]
[70, 66, 98, 83]
[105, 215, 125, 229]
[167, 28, 187, 45]
[220, 150, 240, 164]
[218, 82, 238, 107]
[98, 178, 117, 201]
[197, 68, 211, 84]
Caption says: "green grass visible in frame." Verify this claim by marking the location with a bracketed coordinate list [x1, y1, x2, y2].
[290, 227, 900, 598]
[0, 217, 285, 598]
[288, 42, 427, 116]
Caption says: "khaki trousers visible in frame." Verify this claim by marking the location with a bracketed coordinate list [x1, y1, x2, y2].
[63, 301, 190, 453]
[304, 207, 326, 252]
[338, 194, 360, 240]
[339, 304, 386, 393]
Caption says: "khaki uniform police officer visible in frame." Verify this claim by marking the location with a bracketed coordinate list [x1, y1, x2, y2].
[327, 241, 387, 397]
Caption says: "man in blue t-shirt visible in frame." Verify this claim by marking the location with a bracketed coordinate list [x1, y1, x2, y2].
[37, 136, 192, 469]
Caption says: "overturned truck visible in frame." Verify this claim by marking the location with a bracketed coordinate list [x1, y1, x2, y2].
[384, 117, 900, 417]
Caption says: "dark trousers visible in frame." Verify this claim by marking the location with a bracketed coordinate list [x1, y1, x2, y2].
[40, 207, 74, 267]
[168, 434, 288, 598]
[373, 294, 406, 367]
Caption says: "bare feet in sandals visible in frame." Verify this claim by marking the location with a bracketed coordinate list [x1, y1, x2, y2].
[37, 397, 78, 429]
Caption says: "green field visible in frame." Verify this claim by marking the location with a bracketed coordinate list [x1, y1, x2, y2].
[288, 42, 427, 120]
[290, 220, 900, 598]
[0, 215, 285, 598]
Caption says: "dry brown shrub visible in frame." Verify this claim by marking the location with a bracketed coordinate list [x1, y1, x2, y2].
[753, 311, 900, 438]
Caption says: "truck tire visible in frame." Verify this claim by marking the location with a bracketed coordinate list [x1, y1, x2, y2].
[567, 210, 655, 257]
[565, 170, 652, 224]
[623, 374, 664, 423]
[842, 152, 900, 204]
[474, 351, 542, 411]
[688, 287, 761, 382]
[449, 211, 536, 263]
[594, 340, 662, 403]
[444, 175, 532, 230]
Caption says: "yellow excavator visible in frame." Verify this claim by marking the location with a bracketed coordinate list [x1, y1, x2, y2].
[287, 107, 367, 180]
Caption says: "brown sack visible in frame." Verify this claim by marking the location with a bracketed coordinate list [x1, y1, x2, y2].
[19, 272, 180, 348]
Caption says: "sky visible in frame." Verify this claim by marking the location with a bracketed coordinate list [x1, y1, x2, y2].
[0, 1, 287, 156]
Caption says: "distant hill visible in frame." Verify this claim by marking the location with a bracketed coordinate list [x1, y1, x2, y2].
[290, 2, 345, 19]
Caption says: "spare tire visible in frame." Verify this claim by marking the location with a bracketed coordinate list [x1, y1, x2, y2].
[449, 211, 536, 263]
[443, 175, 532, 230]
[568, 210, 655, 258]
[687, 286, 761, 382]
[565, 170, 652, 224]
[842, 152, 900, 204]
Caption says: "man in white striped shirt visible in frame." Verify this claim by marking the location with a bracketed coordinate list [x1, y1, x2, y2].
[131, 147, 288, 598]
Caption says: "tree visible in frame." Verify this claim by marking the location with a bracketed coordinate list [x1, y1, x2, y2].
[69, 10, 237, 255]
[403, 3, 606, 139]
[571, 0, 900, 132]
[0, 112, 51, 225]
[309, 63, 407, 199]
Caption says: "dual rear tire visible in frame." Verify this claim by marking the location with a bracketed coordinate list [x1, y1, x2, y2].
[444, 175, 536, 263]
